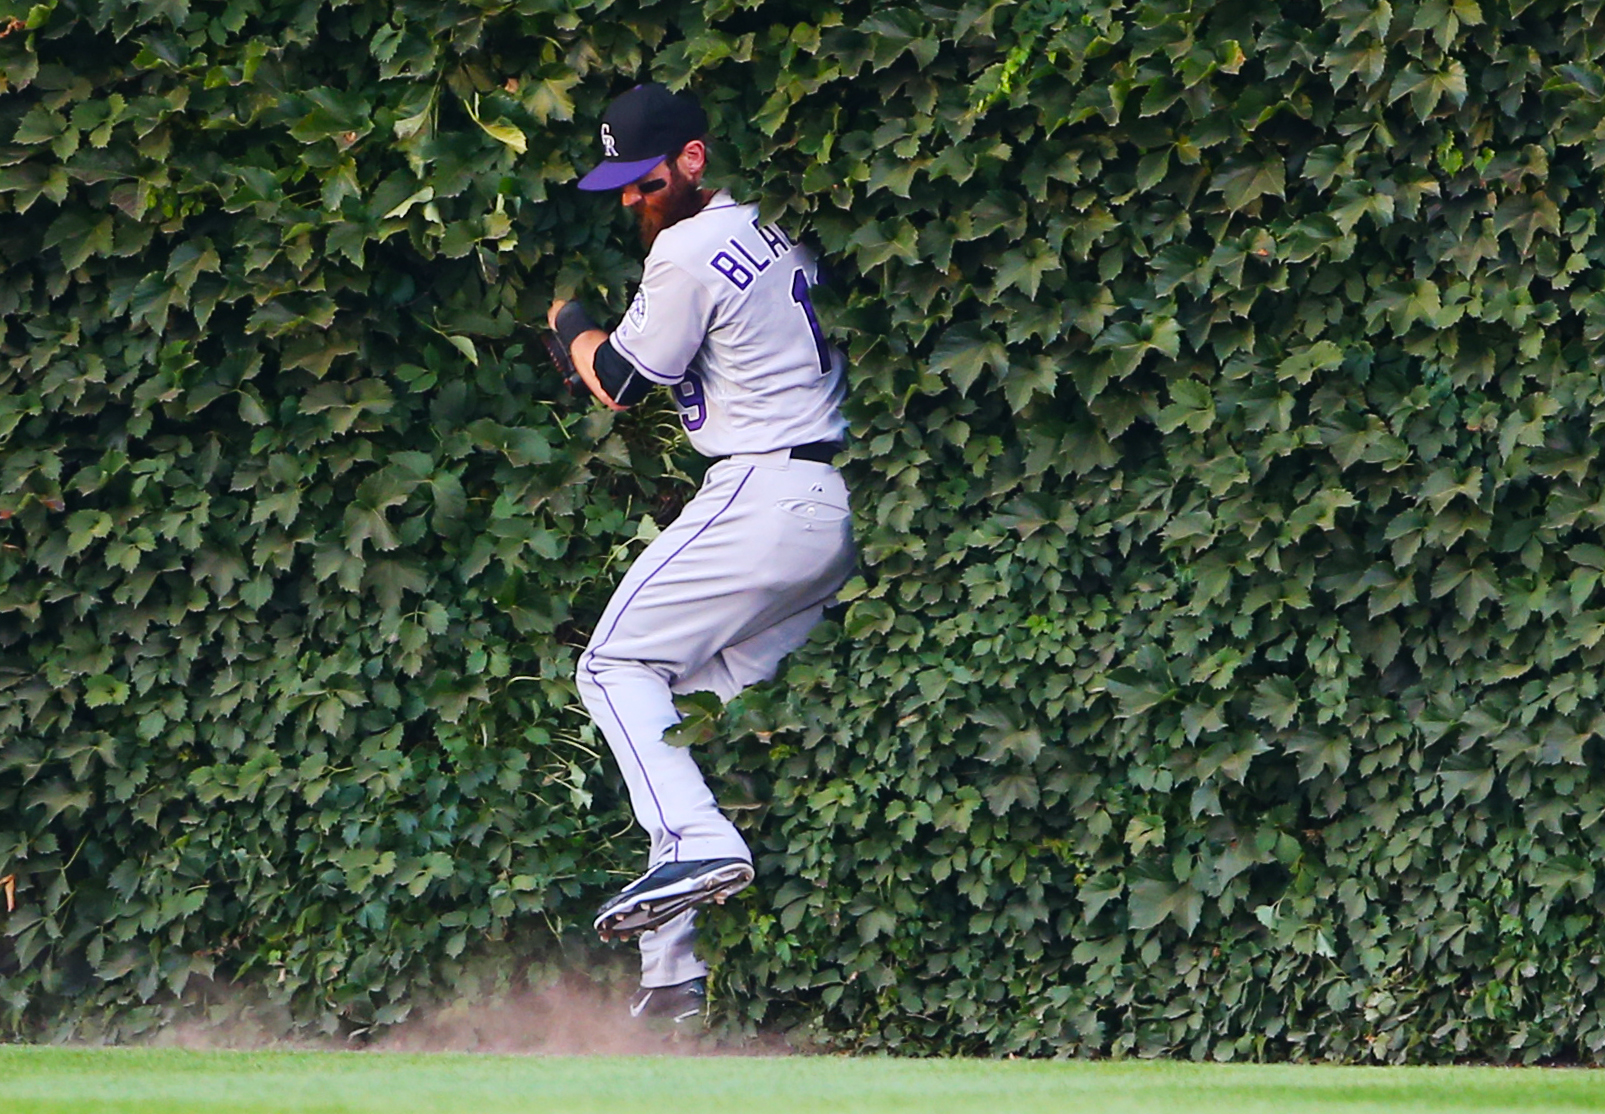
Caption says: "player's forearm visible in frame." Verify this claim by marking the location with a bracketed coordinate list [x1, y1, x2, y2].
[569, 329, 625, 411]
[549, 297, 626, 411]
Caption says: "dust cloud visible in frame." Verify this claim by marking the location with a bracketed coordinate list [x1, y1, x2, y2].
[140, 974, 787, 1057]
[377, 979, 720, 1056]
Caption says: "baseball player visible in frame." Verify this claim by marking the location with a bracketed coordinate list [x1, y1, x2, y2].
[543, 83, 855, 1024]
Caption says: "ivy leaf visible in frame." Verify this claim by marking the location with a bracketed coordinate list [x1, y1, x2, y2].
[288, 86, 371, 145]
[529, 75, 579, 124]
[1128, 873, 1203, 933]
[1532, 856, 1594, 903]
[382, 186, 434, 219]
[24, 781, 95, 824]
[1389, 61, 1469, 119]
[927, 323, 1007, 393]
[238, 391, 270, 425]
[1276, 340, 1344, 384]
[1211, 155, 1285, 210]
[990, 239, 1062, 299]
[982, 771, 1040, 815]
[474, 117, 526, 155]
[664, 692, 724, 748]
[12, 104, 67, 145]
[847, 219, 919, 267]
[65, 509, 112, 555]
[973, 707, 1044, 763]
[1104, 671, 1173, 718]
[1091, 317, 1181, 380]
[1284, 730, 1350, 780]
[1000, 353, 1059, 410]
[856, 907, 898, 943]
[1440, 755, 1495, 805]
[1155, 379, 1215, 434]
[1249, 677, 1300, 729]
[1078, 873, 1123, 922]
[83, 674, 129, 708]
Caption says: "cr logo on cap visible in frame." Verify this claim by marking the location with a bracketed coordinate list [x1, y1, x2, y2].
[601, 123, 618, 157]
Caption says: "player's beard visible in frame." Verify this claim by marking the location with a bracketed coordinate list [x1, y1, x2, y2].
[635, 166, 709, 250]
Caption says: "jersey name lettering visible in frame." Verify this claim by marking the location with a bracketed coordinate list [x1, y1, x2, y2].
[707, 222, 797, 290]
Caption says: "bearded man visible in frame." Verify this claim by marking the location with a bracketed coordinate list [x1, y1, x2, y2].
[543, 83, 854, 1024]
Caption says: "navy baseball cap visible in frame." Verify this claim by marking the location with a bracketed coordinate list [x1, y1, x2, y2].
[577, 83, 708, 191]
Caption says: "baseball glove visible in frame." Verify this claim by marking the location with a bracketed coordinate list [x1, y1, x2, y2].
[541, 331, 585, 396]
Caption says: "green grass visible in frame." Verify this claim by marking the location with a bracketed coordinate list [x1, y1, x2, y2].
[4, 1047, 1605, 1114]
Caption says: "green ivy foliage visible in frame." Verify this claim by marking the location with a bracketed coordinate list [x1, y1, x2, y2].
[0, 0, 681, 1039]
[6, 0, 1605, 1061]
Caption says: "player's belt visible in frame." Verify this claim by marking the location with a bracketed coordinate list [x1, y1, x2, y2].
[788, 440, 844, 464]
[710, 441, 844, 466]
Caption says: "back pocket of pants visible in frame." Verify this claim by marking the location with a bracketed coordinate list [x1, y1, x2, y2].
[775, 497, 850, 529]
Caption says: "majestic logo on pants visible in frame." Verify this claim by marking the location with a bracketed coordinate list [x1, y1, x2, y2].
[601, 123, 618, 157]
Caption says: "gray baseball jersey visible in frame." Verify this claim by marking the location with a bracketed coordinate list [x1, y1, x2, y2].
[606, 190, 847, 457]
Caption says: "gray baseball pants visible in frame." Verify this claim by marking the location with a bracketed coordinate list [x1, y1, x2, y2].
[575, 450, 855, 988]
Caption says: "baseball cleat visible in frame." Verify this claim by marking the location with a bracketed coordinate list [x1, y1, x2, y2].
[629, 977, 707, 1025]
[593, 858, 754, 941]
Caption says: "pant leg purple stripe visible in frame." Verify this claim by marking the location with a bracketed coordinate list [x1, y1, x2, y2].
[593, 680, 681, 855]
[583, 465, 757, 863]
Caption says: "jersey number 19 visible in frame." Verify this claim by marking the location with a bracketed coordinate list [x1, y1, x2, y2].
[672, 268, 830, 436]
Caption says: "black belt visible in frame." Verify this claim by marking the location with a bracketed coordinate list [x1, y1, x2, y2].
[710, 440, 844, 465]
[789, 440, 844, 463]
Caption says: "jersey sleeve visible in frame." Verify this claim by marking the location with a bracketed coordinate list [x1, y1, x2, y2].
[606, 258, 714, 386]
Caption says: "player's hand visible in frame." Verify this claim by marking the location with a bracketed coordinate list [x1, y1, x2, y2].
[546, 299, 568, 330]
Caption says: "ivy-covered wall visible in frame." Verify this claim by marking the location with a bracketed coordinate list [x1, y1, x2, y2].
[6, 0, 1605, 1060]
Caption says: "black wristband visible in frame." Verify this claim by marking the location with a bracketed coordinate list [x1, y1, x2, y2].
[554, 301, 601, 350]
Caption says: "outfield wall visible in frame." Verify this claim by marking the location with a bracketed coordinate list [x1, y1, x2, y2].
[4, 0, 1605, 1059]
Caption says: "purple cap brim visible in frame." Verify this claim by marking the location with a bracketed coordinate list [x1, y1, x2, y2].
[577, 155, 666, 191]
